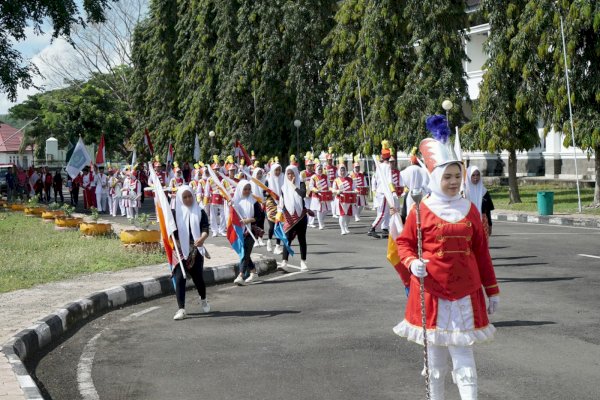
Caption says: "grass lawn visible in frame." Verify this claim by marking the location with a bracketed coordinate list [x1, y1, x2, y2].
[487, 184, 600, 215]
[0, 212, 165, 293]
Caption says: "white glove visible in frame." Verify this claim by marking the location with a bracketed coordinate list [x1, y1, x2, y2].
[487, 296, 499, 315]
[409, 259, 429, 278]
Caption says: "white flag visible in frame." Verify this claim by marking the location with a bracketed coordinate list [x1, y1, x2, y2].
[149, 163, 177, 237]
[193, 134, 200, 161]
[66, 137, 92, 179]
[131, 149, 137, 167]
[454, 126, 463, 162]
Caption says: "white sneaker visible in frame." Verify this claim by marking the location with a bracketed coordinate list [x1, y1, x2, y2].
[201, 299, 211, 313]
[258, 237, 265, 246]
[245, 272, 259, 283]
[273, 245, 283, 255]
[234, 275, 245, 286]
[173, 309, 186, 320]
[212, 232, 218, 238]
[318, 226, 324, 230]
[266, 239, 273, 252]
[253, 241, 259, 248]
[308, 224, 316, 228]
[355, 217, 361, 222]
[277, 260, 287, 272]
[219, 231, 226, 237]
[300, 261, 309, 272]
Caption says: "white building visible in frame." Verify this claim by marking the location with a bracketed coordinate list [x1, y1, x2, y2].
[0, 123, 33, 168]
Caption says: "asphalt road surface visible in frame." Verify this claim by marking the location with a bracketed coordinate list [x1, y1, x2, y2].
[30, 212, 600, 399]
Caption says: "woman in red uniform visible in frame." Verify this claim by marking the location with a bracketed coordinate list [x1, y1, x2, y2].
[394, 115, 500, 400]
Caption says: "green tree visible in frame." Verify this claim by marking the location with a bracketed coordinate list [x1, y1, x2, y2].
[0, 0, 115, 101]
[464, 0, 540, 204]
[395, 0, 469, 149]
[512, 0, 600, 206]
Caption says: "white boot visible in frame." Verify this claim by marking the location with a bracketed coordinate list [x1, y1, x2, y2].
[452, 367, 477, 400]
[266, 239, 273, 252]
[173, 309, 186, 320]
[277, 260, 287, 272]
[300, 260, 309, 272]
[428, 367, 448, 400]
[273, 244, 283, 255]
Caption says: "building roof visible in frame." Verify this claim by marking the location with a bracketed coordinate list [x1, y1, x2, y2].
[0, 123, 27, 152]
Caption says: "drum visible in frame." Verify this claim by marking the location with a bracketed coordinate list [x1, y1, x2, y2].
[340, 192, 357, 204]
[318, 191, 333, 202]
[144, 188, 154, 197]
[358, 186, 369, 196]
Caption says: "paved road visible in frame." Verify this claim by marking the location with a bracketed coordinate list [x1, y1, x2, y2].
[30, 213, 600, 399]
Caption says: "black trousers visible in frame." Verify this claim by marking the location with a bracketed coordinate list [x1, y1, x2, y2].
[267, 220, 280, 244]
[239, 234, 256, 275]
[54, 188, 64, 202]
[71, 187, 79, 206]
[174, 252, 206, 309]
[283, 216, 308, 261]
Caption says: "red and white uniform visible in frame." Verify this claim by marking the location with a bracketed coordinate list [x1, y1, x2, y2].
[393, 199, 499, 345]
[350, 171, 367, 207]
[391, 168, 404, 196]
[206, 177, 226, 236]
[123, 176, 141, 218]
[325, 164, 336, 185]
[332, 176, 356, 217]
[169, 177, 185, 209]
[309, 174, 331, 213]
[82, 171, 96, 209]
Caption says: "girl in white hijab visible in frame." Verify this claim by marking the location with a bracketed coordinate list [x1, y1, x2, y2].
[232, 180, 264, 285]
[173, 185, 211, 320]
[250, 168, 266, 246]
[399, 165, 427, 223]
[464, 165, 494, 238]
[266, 163, 284, 254]
[278, 165, 309, 272]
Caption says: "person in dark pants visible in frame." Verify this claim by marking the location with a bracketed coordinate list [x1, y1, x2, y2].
[53, 170, 64, 203]
[172, 185, 211, 321]
[70, 173, 81, 206]
[279, 165, 309, 272]
[232, 180, 265, 285]
[465, 166, 495, 239]
[5, 167, 16, 202]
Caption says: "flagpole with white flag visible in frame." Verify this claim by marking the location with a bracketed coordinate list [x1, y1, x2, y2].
[194, 134, 200, 161]
[131, 149, 137, 167]
[66, 137, 92, 179]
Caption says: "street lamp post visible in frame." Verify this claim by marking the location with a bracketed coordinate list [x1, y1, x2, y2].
[209, 130, 215, 155]
[294, 119, 301, 157]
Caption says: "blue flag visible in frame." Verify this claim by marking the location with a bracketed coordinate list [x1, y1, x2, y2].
[274, 222, 294, 257]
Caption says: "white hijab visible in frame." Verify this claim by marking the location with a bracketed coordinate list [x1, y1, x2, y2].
[233, 180, 256, 220]
[426, 163, 471, 223]
[401, 165, 426, 210]
[175, 185, 204, 260]
[282, 165, 304, 216]
[267, 163, 284, 196]
[250, 168, 265, 201]
[464, 165, 487, 214]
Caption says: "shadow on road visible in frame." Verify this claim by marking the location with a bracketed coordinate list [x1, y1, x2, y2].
[497, 276, 580, 283]
[493, 256, 537, 261]
[260, 277, 334, 285]
[185, 310, 301, 319]
[493, 262, 548, 267]
[493, 320, 556, 328]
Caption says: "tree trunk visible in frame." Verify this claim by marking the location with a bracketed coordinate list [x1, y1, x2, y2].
[508, 148, 521, 204]
[595, 145, 600, 207]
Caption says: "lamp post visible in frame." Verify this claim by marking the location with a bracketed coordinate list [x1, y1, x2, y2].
[294, 119, 301, 157]
[209, 130, 215, 155]
[442, 99, 453, 128]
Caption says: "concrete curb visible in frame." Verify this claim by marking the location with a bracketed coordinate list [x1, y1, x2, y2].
[492, 212, 600, 228]
[1, 258, 277, 399]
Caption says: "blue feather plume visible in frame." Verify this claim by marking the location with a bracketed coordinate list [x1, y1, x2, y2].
[426, 115, 451, 144]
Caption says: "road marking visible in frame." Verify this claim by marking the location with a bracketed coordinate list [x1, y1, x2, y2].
[120, 306, 161, 322]
[217, 266, 305, 291]
[263, 271, 303, 281]
[77, 332, 102, 400]
[509, 232, 600, 235]
[578, 254, 600, 259]
[495, 220, 600, 231]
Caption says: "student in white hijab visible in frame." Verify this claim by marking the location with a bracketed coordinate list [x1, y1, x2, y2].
[250, 167, 266, 247]
[278, 165, 309, 272]
[266, 163, 284, 254]
[399, 164, 427, 223]
[172, 185, 211, 320]
[464, 165, 494, 238]
[232, 180, 265, 285]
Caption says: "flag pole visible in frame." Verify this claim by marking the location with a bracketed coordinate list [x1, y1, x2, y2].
[170, 235, 187, 279]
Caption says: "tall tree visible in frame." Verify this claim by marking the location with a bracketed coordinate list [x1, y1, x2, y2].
[464, 0, 540, 204]
[395, 0, 469, 149]
[512, 0, 600, 206]
[0, 0, 116, 101]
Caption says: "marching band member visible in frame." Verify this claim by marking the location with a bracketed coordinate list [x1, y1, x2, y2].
[223, 163, 238, 224]
[394, 115, 499, 400]
[289, 154, 299, 167]
[172, 185, 211, 320]
[278, 165, 309, 273]
[82, 166, 95, 209]
[108, 169, 122, 217]
[368, 141, 392, 238]
[331, 159, 356, 235]
[309, 163, 332, 230]
[232, 180, 265, 285]
[168, 163, 185, 210]
[250, 167, 266, 247]
[123, 171, 142, 219]
[266, 162, 284, 254]
[148, 157, 167, 187]
[399, 164, 427, 224]
[324, 148, 337, 217]
[465, 166, 495, 239]
[390, 156, 404, 198]
[206, 172, 227, 237]
[300, 152, 316, 227]
[95, 166, 109, 213]
[350, 156, 368, 222]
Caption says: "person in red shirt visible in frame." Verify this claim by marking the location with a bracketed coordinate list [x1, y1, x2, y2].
[394, 115, 499, 400]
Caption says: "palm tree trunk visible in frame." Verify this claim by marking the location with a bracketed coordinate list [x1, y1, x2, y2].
[508, 148, 521, 204]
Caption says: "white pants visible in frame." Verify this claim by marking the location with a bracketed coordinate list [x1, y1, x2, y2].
[120, 198, 126, 216]
[108, 194, 114, 215]
[353, 205, 364, 220]
[126, 203, 138, 219]
[371, 198, 390, 230]
[338, 215, 350, 234]
[96, 192, 107, 212]
[210, 204, 225, 235]
[110, 196, 123, 217]
[428, 345, 477, 400]
[316, 211, 326, 229]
